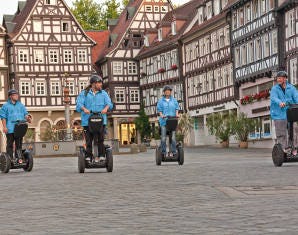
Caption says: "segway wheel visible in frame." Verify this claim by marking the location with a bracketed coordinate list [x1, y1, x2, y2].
[106, 149, 113, 173]
[78, 148, 85, 173]
[155, 146, 162, 165]
[177, 145, 184, 165]
[23, 151, 33, 172]
[0, 153, 11, 173]
[272, 143, 284, 167]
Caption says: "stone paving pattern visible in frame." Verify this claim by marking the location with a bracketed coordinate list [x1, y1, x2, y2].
[1, 147, 298, 234]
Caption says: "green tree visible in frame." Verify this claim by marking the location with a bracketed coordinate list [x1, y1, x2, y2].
[134, 103, 151, 141]
[122, 0, 130, 8]
[71, 0, 103, 30]
[102, 0, 120, 21]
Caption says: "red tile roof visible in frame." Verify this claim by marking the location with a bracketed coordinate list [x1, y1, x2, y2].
[85, 30, 110, 65]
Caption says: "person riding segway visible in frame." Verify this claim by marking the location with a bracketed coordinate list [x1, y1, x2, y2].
[76, 75, 114, 173]
[0, 89, 33, 173]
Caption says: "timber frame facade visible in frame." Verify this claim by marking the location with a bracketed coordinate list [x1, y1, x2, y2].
[180, 0, 236, 146]
[229, 0, 282, 142]
[136, 0, 201, 132]
[3, 0, 94, 141]
[95, 0, 171, 145]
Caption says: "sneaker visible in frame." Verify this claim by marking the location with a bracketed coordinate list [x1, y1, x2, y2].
[292, 149, 297, 156]
[168, 152, 173, 157]
[85, 157, 91, 161]
[18, 158, 23, 164]
[284, 147, 292, 154]
[94, 157, 99, 163]
[99, 156, 105, 162]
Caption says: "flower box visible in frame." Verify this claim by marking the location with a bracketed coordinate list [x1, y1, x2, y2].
[158, 68, 165, 73]
[171, 64, 178, 70]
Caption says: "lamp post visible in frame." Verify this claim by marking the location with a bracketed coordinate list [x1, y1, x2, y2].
[63, 72, 72, 141]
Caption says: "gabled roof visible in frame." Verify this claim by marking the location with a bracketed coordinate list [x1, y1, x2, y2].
[85, 30, 110, 65]
[137, 0, 202, 58]
[96, 0, 144, 62]
[3, 0, 95, 44]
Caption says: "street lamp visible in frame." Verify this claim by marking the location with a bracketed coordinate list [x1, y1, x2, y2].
[63, 72, 72, 141]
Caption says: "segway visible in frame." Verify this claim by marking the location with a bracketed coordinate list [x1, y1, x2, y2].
[0, 120, 34, 173]
[272, 104, 298, 167]
[155, 117, 184, 166]
[78, 112, 113, 173]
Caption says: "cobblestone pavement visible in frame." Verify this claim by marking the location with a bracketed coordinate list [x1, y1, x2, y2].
[2, 147, 298, 234]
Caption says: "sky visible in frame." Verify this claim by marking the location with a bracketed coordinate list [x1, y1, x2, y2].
[0, 0, 190, 23]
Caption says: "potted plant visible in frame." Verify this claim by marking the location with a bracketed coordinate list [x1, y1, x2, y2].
[206, 112, 234, 148]
[231, 112, 257, 148]
[177, 112, 194, 146]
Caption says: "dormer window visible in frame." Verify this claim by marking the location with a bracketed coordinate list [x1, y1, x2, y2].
[198, 7, 204, 24]
[158, 28, 162, 41]
[171, 21, 177, 35]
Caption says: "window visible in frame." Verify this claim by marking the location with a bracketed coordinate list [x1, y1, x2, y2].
[224, 26, 230, 46]
[214, 0, 220, 15]
[255, 38, 262, 60]
[67, 81, 75, 95]
[34, 49, 44, 63]
[233, 11, 237, 29]
[77, 49, 87, 63]
[262, 118, 272, 138]
[198, 7, 204, 24]
[79, 81, 88, 93]
[128, 61, 137, 75]
[245, 4, 251, 23]
[115, 89, 125, 103]
[206, 2, 213, 19]
[261, 0, 266, 14]
[130, 90, 139, 103]
[51, 81, 61, 95]
[62, 22, 70, 32]
[36, 81, 46, 95]
[247, 41, 254, 63]
[33, 21, 42, 32]
[211, 33, 217, 51]
[269, 0, 274, 9]
[272, 30, 278, 54]
[264, 34, 270, 57]
[113, 61, 123, 75]
[161, 5, 168, 12]
[45, 0, 56, 4]
[63, 50, 73, 63]
[252, 0, 258, 19]
[49, 49, 59, 63]
[145, 5, 152, 12]
[290, 58, 297, 84]
[239, 8, 244, 26]
[241, 44, 247, 65]
[154, 6, 159, 12]
[219, 31, 225, 48]
[18, 49, 29, 63]
[235, 47, 241, 67]
[20, 81, 31, 95]
[289, 10, 295, 37]
[171, 21, 177, 35]
[158, 28, 162, 41]
[144, 35, 149, 47]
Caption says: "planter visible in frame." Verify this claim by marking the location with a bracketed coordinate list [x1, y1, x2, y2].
[221, 141, 229, 148]
[239, 141, 248, 148]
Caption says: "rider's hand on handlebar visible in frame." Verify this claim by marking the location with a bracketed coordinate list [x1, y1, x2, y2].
[26, 115, 32, 123]
[280, 102, 286, 108]
[83, 108, 90, 114]
[101, 108, 108, 114]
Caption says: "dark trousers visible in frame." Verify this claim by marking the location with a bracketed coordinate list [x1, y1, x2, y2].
[83, 126, 105, 157]
[6, 133, 23, 158]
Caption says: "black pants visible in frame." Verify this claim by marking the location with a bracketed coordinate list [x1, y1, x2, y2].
[83, 126, 105, 157]
[6, 133, 23, 158]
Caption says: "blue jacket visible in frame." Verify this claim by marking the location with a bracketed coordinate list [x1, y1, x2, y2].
[157, 96, 179, 126]
[0, 99, 29, 134]
[76, 89, 113, 126]
[270, 82, 298, 120]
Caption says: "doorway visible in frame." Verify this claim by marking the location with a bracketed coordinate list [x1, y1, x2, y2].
[118, 123, 136, 145]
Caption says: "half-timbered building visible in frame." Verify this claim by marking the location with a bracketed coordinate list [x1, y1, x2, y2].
[228, 0, 280, 144]
[0, 25, 8, 150]
[95, 0, 171, 145]
[3, 0, 94, 141]
[180, 0, 235, 145]
[280, 1, 298, 86]
[137, 0, 201, 135]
